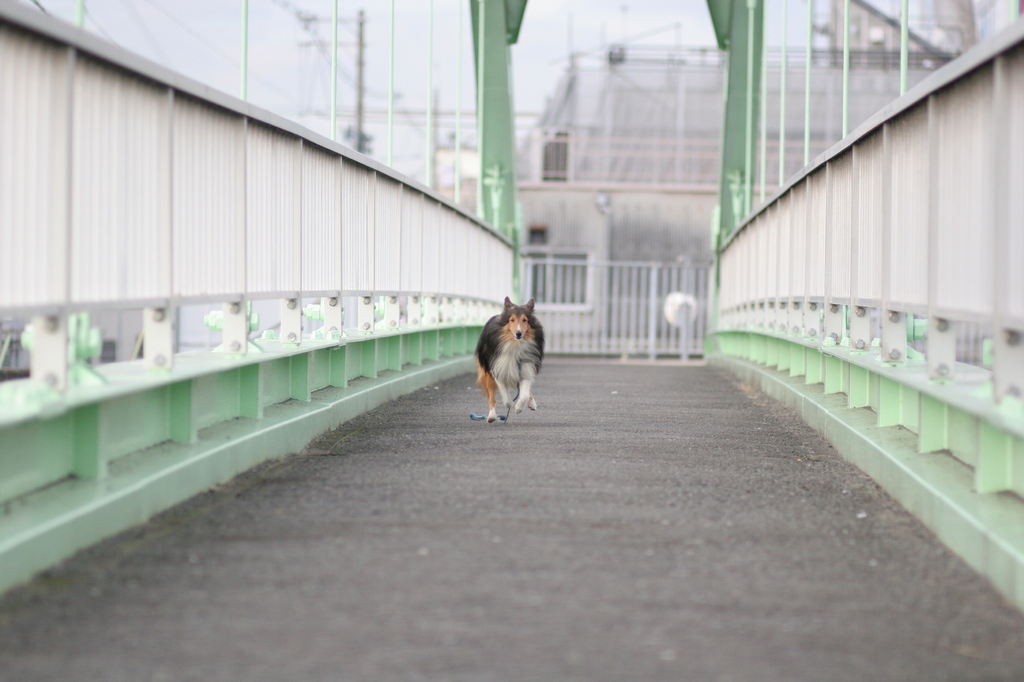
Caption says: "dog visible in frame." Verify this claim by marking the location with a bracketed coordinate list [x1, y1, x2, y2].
[475, 297, 545, 423]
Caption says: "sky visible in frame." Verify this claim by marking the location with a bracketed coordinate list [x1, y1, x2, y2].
[16, 0, 992, 183]
[17, 0, 721, 181]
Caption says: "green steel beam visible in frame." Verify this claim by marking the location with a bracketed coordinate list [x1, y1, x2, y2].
[706, 0, 764, 247]
[470, 0, 526, 294]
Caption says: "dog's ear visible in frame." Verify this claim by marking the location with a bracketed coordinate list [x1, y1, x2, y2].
[504, 296, 514, 309]
[525, 298, 535, 313]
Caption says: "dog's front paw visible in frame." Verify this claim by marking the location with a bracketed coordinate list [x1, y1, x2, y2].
[528, 396, 537, 411]
[487, 410, 498, 423]
[514, 396, 529, 414]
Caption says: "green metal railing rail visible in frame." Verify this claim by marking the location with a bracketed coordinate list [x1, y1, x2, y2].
[708, 13, 1024, 610]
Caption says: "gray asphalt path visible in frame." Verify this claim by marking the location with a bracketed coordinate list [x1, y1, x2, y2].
[2, 360, 1024, 682]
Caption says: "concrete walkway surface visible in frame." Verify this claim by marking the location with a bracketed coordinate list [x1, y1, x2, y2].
[2, 360, 1023, 681]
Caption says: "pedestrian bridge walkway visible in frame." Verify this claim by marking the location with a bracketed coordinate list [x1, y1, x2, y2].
[2, 360, 1024, 682]
[3, 2, 1024, 672]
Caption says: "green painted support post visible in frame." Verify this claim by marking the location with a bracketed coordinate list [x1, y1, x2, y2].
[470, 0, 528, 290]
[877, 376, 902, 426]
[749, 334, 764, 363]
[765, 336, 779, 367]
[424, 330, 440, 361]
[842, 0, 850, 137]
[900, 0, 909, 94]
[758, 1, 768, 204]
[388, 0, 396, 166]
[240, 364, 262, 418]
[706, 0, 764, 244]
[976, 423, 1013, 494]
[824, 355, 843, 394]
[71, 404, 101, 480]
[777, 339, 792, 372]
[848, 364, 870, 408]
[329, 346, 348, 387]
[778, 0, 788, 183]
[805, 348, 824, 385]
[804, 0, 812, 166]
[455, 2, 464, 204]
[919, 394, 948, 453]
[331, 0, 338, 141]
[169, 381, 195, 444]
[387, 336, 402, 372]
[426, 0, 434, 188]
[439, 329, 451, 358]
[789, 343, 806, 377]
[360, 341, 378, 379]
[407, 332, 423, 366]
[290, 354, 311, 402]
[240, 0, 248, 101]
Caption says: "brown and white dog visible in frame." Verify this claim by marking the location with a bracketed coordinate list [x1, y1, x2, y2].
[474, 297, 545, 423]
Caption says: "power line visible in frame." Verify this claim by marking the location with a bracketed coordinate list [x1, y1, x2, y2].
[116, 0, 173, 67]
[26, 0, 49, 15]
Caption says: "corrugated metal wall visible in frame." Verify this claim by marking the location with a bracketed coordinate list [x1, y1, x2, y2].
[520, 187, 715, 265]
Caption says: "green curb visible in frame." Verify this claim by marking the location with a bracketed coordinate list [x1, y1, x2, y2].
[710, 354, 1024, 612]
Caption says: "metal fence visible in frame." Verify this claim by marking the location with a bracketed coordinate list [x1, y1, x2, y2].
[523, 258, 709, 359]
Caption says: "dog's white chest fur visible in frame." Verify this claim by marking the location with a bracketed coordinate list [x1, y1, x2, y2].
[490, 342, 534, 386]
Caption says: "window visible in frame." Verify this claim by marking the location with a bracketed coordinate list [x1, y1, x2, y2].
[528, 224, 549, 246]
[542, 131, 569, 182]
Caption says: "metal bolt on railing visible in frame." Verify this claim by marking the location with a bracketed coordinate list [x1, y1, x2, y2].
[1005, 329, 1021, 347]
[855, 307, 866, 317]
[889, 348, 902, 360]
[888, 311, 901, 323]
[936, 318, 950, 332]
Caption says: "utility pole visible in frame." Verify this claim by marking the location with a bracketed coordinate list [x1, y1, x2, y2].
[356, 10, 366, 153]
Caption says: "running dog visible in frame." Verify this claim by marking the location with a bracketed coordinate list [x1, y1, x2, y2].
[475, 297, 545, 423]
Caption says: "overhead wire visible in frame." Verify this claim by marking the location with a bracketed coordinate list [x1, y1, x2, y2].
[116, 0, 173, 67]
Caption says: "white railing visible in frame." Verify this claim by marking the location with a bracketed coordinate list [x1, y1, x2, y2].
[0, 5, 513, 391]
[717, 19, 1024, 407]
